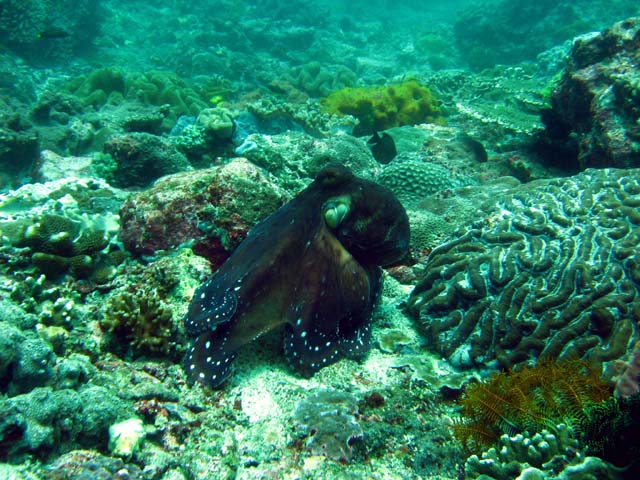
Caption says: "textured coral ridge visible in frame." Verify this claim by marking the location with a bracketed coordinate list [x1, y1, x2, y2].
[184, 165, 410, 388]
[408, 168, 640, 371]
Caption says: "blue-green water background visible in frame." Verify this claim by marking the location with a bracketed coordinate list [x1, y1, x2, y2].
[1, 1, 640, 479]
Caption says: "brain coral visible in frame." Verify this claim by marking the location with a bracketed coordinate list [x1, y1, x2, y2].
[407, 168, 640, 372]
[376, 155, 475, 207]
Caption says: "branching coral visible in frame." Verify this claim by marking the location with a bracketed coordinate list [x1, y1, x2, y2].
[464, 424, 621, 480]
[100, 289, 175, 355]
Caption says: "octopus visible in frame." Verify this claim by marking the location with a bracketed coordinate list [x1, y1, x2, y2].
[183, 164, 410, 388]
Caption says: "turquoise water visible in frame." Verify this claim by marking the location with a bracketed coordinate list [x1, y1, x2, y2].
[1, 1, 639, 479]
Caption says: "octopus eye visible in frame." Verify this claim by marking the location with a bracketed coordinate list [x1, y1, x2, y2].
[323, 197, 351, 229]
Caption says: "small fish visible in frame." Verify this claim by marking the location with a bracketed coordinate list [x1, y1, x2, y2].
[36, 28, 71, 40]
[368, 131, 397, 164]
[458, 133, 488, 163]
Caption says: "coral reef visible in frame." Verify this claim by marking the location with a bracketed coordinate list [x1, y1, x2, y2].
[194, 107, 235, 146]
[0, 385, 134, 457]
[376, 154, 475, 207]
[237, 131, 379, 191]
[293, 390, 363, 463]
[119, 158, 285, 265]
[0, 323, 26, 389]
[465, 424, 621, 480]
[65, 68, 209, 130]
[103, 132, 191, 188]
[28, 67, 217, 160]
[42, 449, 143, 479]
[31, 91, 173, 156]
[4, 2, 640, 478]
[35, 150, 94, 183]
[427, 65, 548, 149]
[0, 97, 39, 186]
[100, 289, 176, 356]
[454, 0, 636, 70]
[2, 302, 82, 396]
[28, 91, 102, 157]
[232, 94, 357, 144]
[284, 61, 357, 97]
[406, 203, 481, 257]
[353, 380, 464, 478]
[10, 213, 109, 275]
[0, 0, 100, 63]
[0, 178, 122, 282]
[452, 360, 611, 452]
[544, 17, 640, 169]
[8, 337, 56, 396]
[321, 80, 442, 136]
[407, 168, 640, 372]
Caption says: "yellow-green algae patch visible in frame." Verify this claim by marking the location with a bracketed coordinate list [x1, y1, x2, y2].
[320, 79, 443, 135]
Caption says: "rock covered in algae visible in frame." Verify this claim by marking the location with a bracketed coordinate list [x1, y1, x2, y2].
[546, 17, 640, 170]
[119, 158, 285, 266]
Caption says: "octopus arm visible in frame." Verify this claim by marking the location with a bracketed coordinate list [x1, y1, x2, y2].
[283, 224, 382, 375]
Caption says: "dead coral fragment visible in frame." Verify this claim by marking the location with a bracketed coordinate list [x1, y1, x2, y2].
[101, 290, 174, 355]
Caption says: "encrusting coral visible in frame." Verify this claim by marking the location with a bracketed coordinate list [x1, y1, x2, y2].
[4, 212, 118, 281]
[321, 79, 443, 136]
[294, 390, 363, 463]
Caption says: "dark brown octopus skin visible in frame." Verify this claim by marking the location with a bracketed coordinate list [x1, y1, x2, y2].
[183, 164, 410, 388]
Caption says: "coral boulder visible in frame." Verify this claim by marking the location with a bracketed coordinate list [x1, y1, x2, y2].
[545, 17, 640, 169]
[407, 168, 640, 373]
[119, 158, 285, 267]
